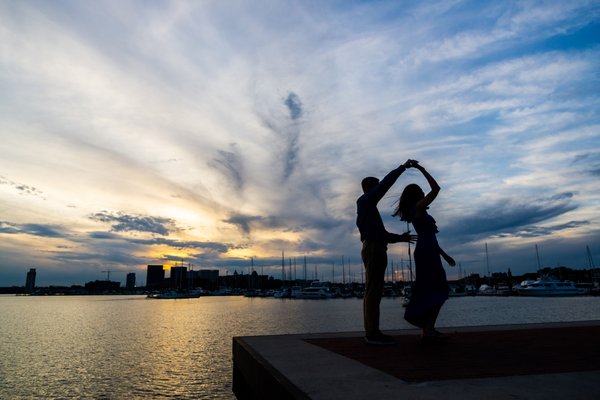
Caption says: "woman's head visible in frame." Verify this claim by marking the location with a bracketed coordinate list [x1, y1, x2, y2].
[393, 184, 424, 221]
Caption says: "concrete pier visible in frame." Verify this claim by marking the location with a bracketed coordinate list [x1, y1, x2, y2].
[232, 321, 600, 400]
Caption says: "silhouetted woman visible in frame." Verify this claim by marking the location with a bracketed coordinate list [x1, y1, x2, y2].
[393, 160, 455, 339]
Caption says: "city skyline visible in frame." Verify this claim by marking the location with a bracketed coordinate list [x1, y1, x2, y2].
[1, 1, 600, 286]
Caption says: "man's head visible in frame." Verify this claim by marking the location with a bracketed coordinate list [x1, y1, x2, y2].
[361, 177, 379, 193]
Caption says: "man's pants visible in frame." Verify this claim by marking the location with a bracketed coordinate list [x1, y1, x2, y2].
[361, 241, 387, 337]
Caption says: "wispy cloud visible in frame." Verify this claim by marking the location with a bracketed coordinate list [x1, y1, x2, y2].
[0, 176, 45, 199]
[209, 146, 245, 191]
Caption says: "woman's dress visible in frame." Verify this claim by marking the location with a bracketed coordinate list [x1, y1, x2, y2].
[404, 211, 449, 328]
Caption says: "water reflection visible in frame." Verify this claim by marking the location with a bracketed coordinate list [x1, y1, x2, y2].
[1, 295, 599, 399]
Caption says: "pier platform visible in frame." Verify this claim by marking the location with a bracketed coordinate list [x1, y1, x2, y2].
[232, 321, 600, 400]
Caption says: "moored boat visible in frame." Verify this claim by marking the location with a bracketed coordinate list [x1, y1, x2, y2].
[147, 290, 202, 299]
[516, 277, 581, 296]
[293, 286, 334, 299]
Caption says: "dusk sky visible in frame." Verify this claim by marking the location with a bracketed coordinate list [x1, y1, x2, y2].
[1, 0, 599, 286]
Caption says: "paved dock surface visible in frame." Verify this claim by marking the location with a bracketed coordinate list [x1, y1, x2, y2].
[232, 321, 600, 400]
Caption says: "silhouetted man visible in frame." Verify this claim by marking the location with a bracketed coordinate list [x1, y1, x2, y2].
[357, 160, 415, 345]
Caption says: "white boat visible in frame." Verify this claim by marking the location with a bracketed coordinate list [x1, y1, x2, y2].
[478, 284, 496, 296]
[494, 284, 513, 296]
[291, 282, 334, 299]
[293, 286, 334, 299]
[147, 290, 202, 299]
[516, 277, 581, 296]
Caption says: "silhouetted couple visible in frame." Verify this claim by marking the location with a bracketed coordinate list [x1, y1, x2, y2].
[356, 160, 455, 345]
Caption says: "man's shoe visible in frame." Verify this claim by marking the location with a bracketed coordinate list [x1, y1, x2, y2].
[364, 333, 396, 345]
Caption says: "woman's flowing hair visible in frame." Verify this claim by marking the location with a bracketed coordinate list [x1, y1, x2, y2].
[393, 183, 423, 222]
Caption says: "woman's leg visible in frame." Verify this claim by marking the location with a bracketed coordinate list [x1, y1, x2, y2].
[422, 304, 442, 336]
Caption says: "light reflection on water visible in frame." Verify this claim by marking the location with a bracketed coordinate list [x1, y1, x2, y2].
[1, 295, 599, 399]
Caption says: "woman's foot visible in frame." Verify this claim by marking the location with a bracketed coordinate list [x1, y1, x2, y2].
[421, 329, 450, 341]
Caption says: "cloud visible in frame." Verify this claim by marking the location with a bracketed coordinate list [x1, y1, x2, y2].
[88, 231, 120, 240]
[89, 211, 176, 236]
[0, 176, 45, 199]
[0, 221, 65, 238]
[129, 237, 229, 254]
[209, 146, 244, 191]
[572, 152, 600, 176]
[47, 248, 142, 267]
[281, 92, 304, 181]
[284, 92, 303, 120]
[494, 220, 590, 238]
[223, 213, 277, 235]
[444, 192, 578, 239]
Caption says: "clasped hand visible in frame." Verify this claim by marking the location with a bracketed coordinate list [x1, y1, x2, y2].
[402, 159, 420, 169]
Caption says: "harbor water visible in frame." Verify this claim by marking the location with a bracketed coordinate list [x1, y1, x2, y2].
[1, 295, 600, 399]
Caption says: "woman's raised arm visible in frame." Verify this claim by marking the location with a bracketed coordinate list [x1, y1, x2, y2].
[412, 161, 440, 217]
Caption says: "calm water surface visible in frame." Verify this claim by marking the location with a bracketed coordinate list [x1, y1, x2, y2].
[1, 295, 599, 399]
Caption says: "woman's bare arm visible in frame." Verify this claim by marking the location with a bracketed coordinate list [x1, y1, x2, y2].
[412, 161, 440, 217]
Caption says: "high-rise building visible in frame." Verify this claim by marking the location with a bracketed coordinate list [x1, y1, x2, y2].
[170, 266, 187, 289]
[126, 273, 136, 290]
[146, 265, 165, 289]
[192, 269, 219, 291]
[197, 269, 219, 283]
[25, 268, 36, 293]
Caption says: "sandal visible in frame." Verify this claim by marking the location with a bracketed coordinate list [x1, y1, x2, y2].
[421, 330, 450, 341]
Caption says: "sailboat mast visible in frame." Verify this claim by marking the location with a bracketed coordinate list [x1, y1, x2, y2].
[586, 245, 595, 268]
[303, 256, 307, 283]
[281, 251, 285, 284]
[485, 243, 490, 277]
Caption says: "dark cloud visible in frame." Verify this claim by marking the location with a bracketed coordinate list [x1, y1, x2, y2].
[224, 211, 339, 236]
[443, 192, 578, 239]
[88, 231, 120, 239]
[89, 211, 175, 235]
[282, 92, 303, 180]
[283, 132, 300, 181]
[0, 221, 64, 237]
[209, 147, 244, 190]
[223, 214, 270, 235]
[223, 211, 343, 236]
[255, 92, 305, 181]
[284, 92, 303, 120]
[86, 230, 229, 253]
[550, 192, 574, 201]
[493, 220, 590, 238]
[571, 152, 600, 176]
